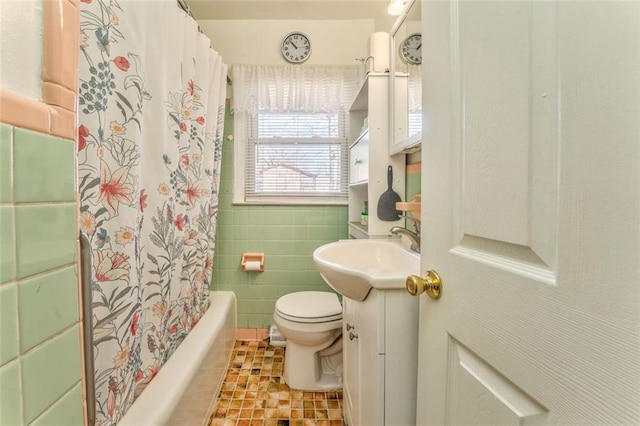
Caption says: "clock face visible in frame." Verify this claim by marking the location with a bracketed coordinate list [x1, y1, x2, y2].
[282, 32, 311, 64]
[400, 33, 422, 65]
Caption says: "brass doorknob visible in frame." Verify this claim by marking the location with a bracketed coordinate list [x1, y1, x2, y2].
[406, 270, 442, 299]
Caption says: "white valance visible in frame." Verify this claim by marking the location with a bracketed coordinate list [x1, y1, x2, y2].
[231, 64, 359, 116]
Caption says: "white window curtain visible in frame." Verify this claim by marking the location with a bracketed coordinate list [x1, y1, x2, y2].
[232, 64, 358, 204]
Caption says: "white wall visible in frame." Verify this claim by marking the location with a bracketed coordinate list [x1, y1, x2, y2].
[198, 19, 376, 66]
[0, 0, 43, 100]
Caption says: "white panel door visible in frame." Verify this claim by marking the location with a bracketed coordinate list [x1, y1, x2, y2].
[418, 0, 639, 424]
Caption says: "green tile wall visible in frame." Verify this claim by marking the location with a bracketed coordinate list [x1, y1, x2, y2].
[14, 128, 75, 203]
[0, 123, 83, 426]
[21, 327, 82, 424]
[15, 204, 77, 279]
[211, 104, 348, 328]
[0, 285, 18, 365]
[0, 124, 12, 203]
[406, 168, 421, 201]
[0, 206, 15, 284]
[19, 267, 80, 352]
[30, 384, 83, 426]
[0, 361, 21, 426]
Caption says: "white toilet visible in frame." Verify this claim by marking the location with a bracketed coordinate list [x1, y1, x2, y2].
[273, 291, 343, 391]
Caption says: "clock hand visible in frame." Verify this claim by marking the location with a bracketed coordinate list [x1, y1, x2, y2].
[417, 43, 422, 49]
[291, 41, 299, 49]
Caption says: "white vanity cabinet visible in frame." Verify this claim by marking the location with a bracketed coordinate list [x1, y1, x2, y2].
[348, 73, 406, 239]
[342, 289, 419, 426]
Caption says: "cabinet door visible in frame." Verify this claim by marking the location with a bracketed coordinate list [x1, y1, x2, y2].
[357, 289, 382, 425]
[342, 299, 359, 426]
[348, 131, 369, 184]
[383, 291, 419, 424]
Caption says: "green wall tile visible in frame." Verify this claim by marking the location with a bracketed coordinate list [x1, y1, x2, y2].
[19, 266, 79, 352]
[232, 209, 249, 225]
[277, 210, 294, 224]
[309, 226, 338, 241]
[406, 171, 421, 200]
[293, 210, 309, 225]
[293, 241, 308, 254]
[211, 111, 349, 328]
[237, 313, 248, 328]
[232, 225, 248, 240]
[0, 206, 15, 284]
[0, 361, 21, 426]
[21, 325, 82, 424]
[15, 203, 76, 279]
[292, 227, 309, 240]
[0, 124, 12, 203]
[0, 285, 18, 366]
[219, 194, 232, 209]
[14, 128, 75, 203]
[30, 383, 83, 426]
[263, 226, 282, 241]
[231, 240, 248, 255]
[306, 209, 324, 224]
[322, 209, 339, 224]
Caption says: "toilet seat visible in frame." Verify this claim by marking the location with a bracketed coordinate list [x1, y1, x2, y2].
[275, 291, 342, 324]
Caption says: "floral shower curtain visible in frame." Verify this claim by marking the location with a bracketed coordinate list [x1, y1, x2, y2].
[77, 1, 227, 424]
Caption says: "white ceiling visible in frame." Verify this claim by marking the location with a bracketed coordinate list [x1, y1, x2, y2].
[186, 0, 391, 20]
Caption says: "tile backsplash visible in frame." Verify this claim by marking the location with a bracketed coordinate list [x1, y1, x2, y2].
[0, 123, 83, 426]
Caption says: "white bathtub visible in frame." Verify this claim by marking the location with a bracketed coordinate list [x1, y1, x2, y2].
[119, 291, 237, 426]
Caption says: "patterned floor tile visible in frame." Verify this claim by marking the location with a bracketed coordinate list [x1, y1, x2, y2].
[208, 340, 344, 426]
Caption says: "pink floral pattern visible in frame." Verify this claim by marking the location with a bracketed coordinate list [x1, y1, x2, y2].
[79, 1, 225, 424]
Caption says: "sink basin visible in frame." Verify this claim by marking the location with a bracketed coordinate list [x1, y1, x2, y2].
[313, 239, 420, 301]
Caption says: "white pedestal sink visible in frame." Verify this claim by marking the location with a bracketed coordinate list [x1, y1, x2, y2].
[312, 239, 420, 301]
[314, 239, 421, 425]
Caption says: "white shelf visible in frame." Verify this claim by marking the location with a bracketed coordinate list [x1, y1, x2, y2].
[348, 74, 406, 238]
[349, 128, 369, 149]
[350, 72, 387, 111]
[390, 131, 422, 155]
[349, 180, 368, 188]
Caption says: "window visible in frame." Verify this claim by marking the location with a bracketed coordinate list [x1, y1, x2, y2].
[231, 64, 357, 204]
[408, 111, 422, 135]
[245, 111, 348, 201]
[408, 63, 423, 136]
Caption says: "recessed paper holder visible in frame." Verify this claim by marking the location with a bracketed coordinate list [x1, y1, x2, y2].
[241, 253, 265, 272]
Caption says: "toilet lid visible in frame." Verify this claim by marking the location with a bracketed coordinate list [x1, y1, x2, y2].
[275, 291, 342, 323]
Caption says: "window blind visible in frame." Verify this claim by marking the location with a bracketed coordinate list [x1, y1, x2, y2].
[409, 111, 422, 136]
[245, 111, 348, 200]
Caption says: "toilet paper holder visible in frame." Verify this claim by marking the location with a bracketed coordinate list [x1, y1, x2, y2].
[241, 253, 265, 272]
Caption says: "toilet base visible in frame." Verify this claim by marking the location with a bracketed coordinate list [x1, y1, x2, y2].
[283, 339, 343, 391]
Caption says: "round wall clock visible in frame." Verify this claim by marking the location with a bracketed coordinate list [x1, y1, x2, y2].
[281, 32, 311, 64]
[400, 33, 422, 65]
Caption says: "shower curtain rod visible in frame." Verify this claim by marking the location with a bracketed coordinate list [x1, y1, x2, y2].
[177, 0, 232, 84]
[177, 0, 204, 34]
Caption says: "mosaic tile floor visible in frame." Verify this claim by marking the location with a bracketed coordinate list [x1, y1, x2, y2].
[209, 340, 344, 426]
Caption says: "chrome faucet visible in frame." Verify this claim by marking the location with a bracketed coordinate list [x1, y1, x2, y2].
[390, 226, 420, 253]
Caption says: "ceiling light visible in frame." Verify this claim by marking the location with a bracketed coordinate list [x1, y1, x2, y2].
[387, 0, 409, 16]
